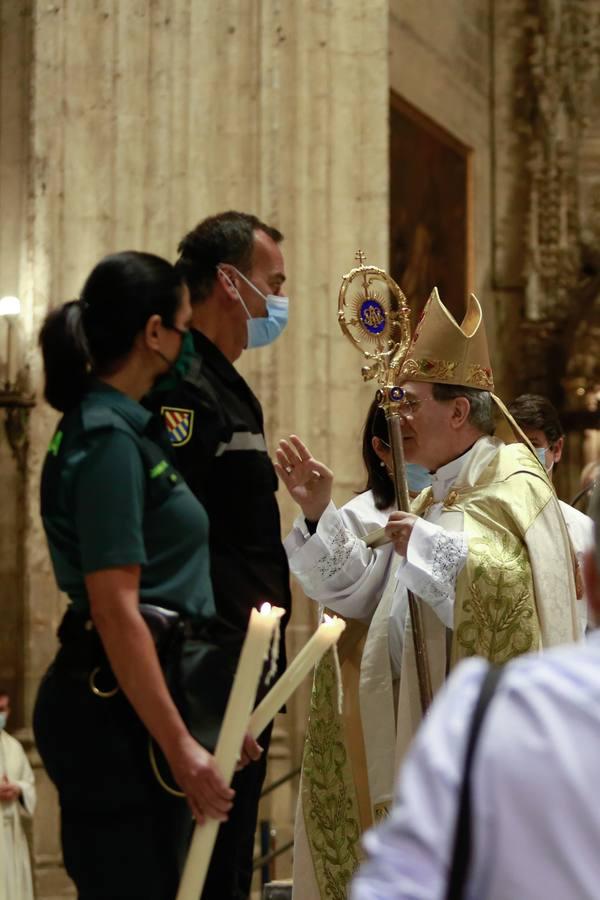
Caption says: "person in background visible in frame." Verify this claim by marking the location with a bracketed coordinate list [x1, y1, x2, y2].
[0, 689, 36, 900]
[280, 397, 432, 686]
[351, 484, 600, 900]
[277, 398, 432, 900]
[579, 459, 600, 510]
[34, 251, 256, 900]
[149, 212, 292, 900]
[508, 393, 594, 634]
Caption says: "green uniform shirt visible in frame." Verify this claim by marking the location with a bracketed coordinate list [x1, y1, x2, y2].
[41, 381, 215, 621]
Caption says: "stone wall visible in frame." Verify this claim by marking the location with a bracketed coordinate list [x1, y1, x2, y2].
[0, 0, 30, 723]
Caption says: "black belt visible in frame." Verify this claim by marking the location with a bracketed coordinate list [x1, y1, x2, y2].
[56, 605, 243, 671]
[54, 604, 197, 681]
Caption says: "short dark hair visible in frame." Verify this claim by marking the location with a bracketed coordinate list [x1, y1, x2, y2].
[431, 383, 495, 435]
[507, 394, 564, 445]
[39, 252, 183, 413]
[176, 210, 283, 304]
[361, 398, 395, 510]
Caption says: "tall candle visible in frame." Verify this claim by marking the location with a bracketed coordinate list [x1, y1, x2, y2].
[248, 614, 346, 740]
[176, 602, 284, 900]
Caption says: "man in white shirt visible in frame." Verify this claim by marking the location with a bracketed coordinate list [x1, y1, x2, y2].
[508, 392, 594, 634]
[351, 486, 600, 900]
[0, 690, 36, 900]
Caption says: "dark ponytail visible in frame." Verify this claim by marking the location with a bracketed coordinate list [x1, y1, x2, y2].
[361, 397, 395, 510]
[39, 301, 91, 413]
[40, 251, 182, 412]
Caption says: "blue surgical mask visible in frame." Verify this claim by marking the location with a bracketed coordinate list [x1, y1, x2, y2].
[221, 267, 289, 349]
[246, 295, 289, 349]
[534, 446, 553, 472]
[0, 712, 7, 732]
[406, 463, 432, 493]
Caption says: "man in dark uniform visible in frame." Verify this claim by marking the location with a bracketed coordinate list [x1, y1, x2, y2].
[151, 211, 292, 900]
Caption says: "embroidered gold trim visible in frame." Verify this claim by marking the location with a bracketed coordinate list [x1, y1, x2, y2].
[302, 651, 361, 900]
[399, 358, 493, 389]
[400, 357, 459, 380]
[466, 364, 494, 389]
[455, 531, 538, 663]
[444, 489, 460, 508]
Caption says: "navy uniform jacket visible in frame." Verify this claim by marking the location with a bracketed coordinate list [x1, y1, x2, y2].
[150, 329, 291, 674]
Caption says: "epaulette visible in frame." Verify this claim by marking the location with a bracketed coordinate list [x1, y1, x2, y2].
[80, 403, 138, 437]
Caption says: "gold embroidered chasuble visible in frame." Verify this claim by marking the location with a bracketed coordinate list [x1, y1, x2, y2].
[294, 440, 579, 900]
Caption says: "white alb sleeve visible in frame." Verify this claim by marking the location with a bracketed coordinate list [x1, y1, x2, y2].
[284, 500, 396, 620]
[396, 517, 468, 628]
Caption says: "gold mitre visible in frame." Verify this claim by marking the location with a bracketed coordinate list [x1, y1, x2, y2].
[398, 288, 494, 391]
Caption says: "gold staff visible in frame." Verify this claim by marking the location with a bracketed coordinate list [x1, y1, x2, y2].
[338, 250, 433, 713]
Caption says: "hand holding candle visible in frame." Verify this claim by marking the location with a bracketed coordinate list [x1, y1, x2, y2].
[176, 602, 284, 900]
[248, 613, 346, 740]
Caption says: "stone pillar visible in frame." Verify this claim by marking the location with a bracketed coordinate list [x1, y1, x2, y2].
[0, 0, 32, 723]
[1, 1, 389, 894]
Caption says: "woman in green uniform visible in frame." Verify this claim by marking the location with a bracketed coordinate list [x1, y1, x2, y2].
[33, 251, 255, 899]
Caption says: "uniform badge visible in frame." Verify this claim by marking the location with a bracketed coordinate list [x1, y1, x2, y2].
[161, 406, 194, 447]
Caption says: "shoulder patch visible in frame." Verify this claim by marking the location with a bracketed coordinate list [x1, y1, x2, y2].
[162, 406, 194, 447]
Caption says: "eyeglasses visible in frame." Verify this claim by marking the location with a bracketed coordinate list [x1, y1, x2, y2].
[394, 396, 434, 418]
[371, 397, 431, 440]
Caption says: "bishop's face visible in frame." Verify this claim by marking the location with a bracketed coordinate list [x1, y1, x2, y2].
[398, 381, 460, 472]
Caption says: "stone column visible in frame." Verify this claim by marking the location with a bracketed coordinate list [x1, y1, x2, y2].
[0, 0, 31, 724]
[226, 2, 389, 884]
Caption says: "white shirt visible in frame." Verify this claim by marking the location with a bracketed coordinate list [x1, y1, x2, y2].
[351, 630, 600, 900]
[559, 499, 594, 634]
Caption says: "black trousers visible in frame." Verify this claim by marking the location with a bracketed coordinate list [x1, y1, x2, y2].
[201, 722, 273, 900]
[34, 661, 193, 900]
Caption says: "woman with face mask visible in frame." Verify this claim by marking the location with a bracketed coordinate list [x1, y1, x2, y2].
[276, 399, 434, 900]
[278, 397, 432, 681]
[33, 251, 259, 900]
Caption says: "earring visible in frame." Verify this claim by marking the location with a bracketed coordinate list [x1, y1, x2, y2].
[379, 460, 385, 467]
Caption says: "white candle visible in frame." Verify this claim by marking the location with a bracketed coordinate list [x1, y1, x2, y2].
[247, 614, 346, 740]
[176, 602, 285, 900]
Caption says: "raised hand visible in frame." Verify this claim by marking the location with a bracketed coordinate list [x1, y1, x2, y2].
[275, 435, 334, 523]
